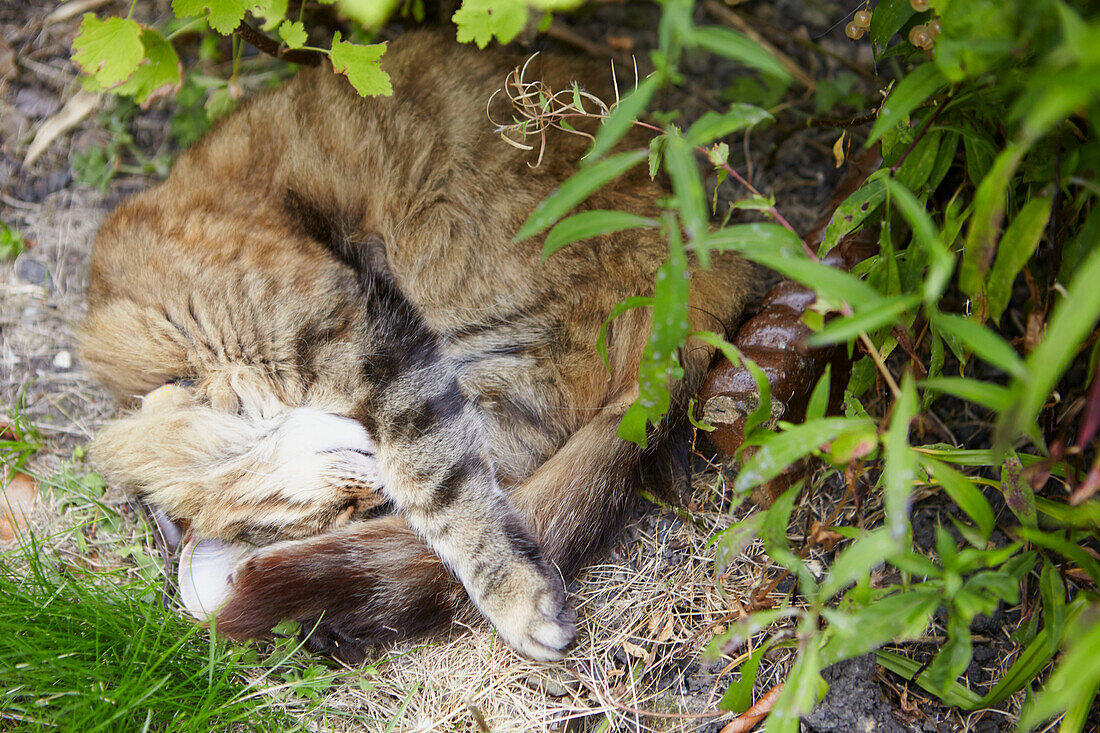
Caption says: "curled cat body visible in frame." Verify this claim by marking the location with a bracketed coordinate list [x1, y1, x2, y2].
[80, 30, 754, 661]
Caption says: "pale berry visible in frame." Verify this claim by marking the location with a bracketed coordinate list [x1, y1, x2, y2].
[909, 24, 933, 49]
[845, 21, 865, 40]
[910, 0, 930, 11]
[854, 10, 872, 29]
[928, 18, 942, 36]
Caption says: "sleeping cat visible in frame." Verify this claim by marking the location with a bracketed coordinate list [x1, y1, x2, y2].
[80, 30, 754, 661]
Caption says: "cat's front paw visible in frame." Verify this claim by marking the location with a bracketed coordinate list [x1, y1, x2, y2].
[481, 566, 576, 661]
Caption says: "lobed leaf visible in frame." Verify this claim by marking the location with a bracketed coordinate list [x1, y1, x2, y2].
[172, 0, 249, 35]
[452, 0, 528, 48]
[329, 32, 392, 97]
[72, 14, 144, 87]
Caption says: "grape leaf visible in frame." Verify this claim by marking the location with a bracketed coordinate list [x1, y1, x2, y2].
[329, 32, 392, 97]
[111, 29, 182, 107]
[278, 20, 307, 49]
[453, 0, 528, 48]
[172, 0, 250, 35]
[72, 14, 144, 87]
[336, 0, 401, 28]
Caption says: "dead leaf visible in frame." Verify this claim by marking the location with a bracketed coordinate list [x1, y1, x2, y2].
[0, 420, 21, 442]
[808, 520, 844, 551]
[622, 639, 651, 661]
[23, 90, 99, 168]
[46, 0, 113, 24]
[1, 469, 38, 542]
[833, 131, 847, 168]
[658, 614, 676, 643]
[606, 35, 634, 52]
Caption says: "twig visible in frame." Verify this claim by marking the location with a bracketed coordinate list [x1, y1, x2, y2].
[232, 20, 323, 67]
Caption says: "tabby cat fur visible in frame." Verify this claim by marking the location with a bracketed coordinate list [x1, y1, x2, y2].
[80, 31, 754, 661]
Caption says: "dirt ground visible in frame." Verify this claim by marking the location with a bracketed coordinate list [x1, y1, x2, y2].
[0, 1, 1037, 731]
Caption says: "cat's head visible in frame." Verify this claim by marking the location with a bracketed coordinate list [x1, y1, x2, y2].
[81, 192, 384, 543]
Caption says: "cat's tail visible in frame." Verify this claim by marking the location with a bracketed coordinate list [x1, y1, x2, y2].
[212, 393, 689, 662]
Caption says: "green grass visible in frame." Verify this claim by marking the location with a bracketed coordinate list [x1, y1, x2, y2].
[0, 540, 297, 732]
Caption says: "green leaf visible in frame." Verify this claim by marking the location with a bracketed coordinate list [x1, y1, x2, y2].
[876, 651, 983, 709]
[820, 172, 886, 254]
[920, 376, 1012, 412]
[821, 589, 939, 664]
[719, 640, 773, 713]
[818, 529, 899, 600]
[72, 14, 144, 87]
[0, 221, 27, 260]
[515, 149, 647, 242]
[868, 0, 916, 47]
[172, 0, 249, 34]
[760, 484, 813, 590]
[664, 133, 708, 243]
[585, 74, 659, 163]
[930, 313, 1027, 380]
[329, 32, 392, 97]
[921, 616, 973, 696]
[686, 104, 772, 146]
[452, 0, 528, 48]
[111, 29, 182, 107]
[920, 458, 995, 542]
[733, 418, 853, 494]
[596, 296, 652, 372]
[867, 63, 948, 146]
[768, 635, 825, 733]
[335, 0, 401, 28]
[700, 224, 883, 309]
[1018, 528, 1100, 588]
[883, 178, 954, 302]
[1018, 603, 1100, 732]
[805, 365, 831, 423]
[616, 400, 649, 447]
[1040, 560, 1066, 655]
[998, 245, 1100, 446]
[986, 197, 1052, 322]
[542, 211, 658, 259]
[805, 294, 919, 347]
[691, 26, 791, 82]
[883, 375, 918, 540]
[278, 20, 308, 49]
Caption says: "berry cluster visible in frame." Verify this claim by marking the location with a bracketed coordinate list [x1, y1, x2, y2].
[844, 1, 942, 50]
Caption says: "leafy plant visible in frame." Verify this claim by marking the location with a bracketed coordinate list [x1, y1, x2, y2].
[0, 221, 26, 260]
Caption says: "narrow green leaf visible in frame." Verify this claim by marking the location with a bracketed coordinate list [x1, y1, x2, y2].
[1018, 602, 1100, 732]
[665, 133, 708, 242]
[1018, 528, 1100, 587]
[691, 26, 791, 82]
[596, 296, 652, 372]
[768, 638, 824, 733]
[805, 365, 831, 423]
[585, 74, 659, 163]
[920, 458, 995, 542]
[820, 172, 887, 254]
[701, 224, 883, 309]
[868, 63, 947, 146]
[930, 312, 1027, 380]
[818, 528, 899, 600]
[986, 197, 1052, 322]
[876, 651, 983, 709]
[920, 376, 1012, 412]
[733, 418, 853, 494]
[805, 294, 919, 347]
[719, 640, 773, 713]
[883, 178, 954, 302]
[999, 245, 1100, 445]
[686, 104, 772, 146]
[883, 375, 918, 540]
[821, 589, 939, 664]
[1040, 559, 1066, 655]
[515, 149, 647, 242]
[542, 211, 658, 259]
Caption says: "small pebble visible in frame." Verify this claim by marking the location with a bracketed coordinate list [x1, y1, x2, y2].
[53, 350, 72, 370]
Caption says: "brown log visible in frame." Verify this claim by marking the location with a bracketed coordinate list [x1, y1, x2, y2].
[699, 149, 883, 497]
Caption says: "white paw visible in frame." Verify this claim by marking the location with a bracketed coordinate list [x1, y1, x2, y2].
[178, 533, 254, 621]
